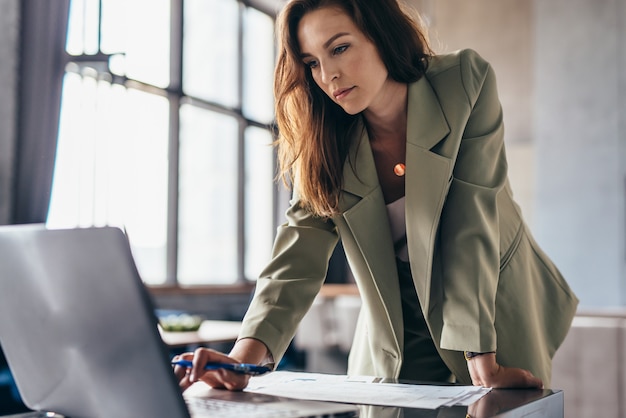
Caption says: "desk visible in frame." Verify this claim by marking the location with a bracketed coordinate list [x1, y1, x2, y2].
[1, 387, 563, 417]
[354, 388, 563, 417]
[318, 283, 360, 298]
[158, 320, 241, 348]
[453, 388, 563, 418]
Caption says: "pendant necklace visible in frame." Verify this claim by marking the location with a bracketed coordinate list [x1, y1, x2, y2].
[375, 145, 405, 177]
[369, 129, 406, 177]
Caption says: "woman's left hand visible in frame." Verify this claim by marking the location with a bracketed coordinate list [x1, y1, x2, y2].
[466, 353, 543, 389]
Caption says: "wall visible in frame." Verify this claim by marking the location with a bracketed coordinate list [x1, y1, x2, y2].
[552, 311, 626, 417]
[533, 0, 626, 306]
[0, 0, 19, 225]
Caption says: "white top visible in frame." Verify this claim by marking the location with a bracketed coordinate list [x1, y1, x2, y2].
[386, 196, 408, 262]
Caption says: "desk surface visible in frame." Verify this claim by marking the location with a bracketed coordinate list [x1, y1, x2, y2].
[1, 387, 563, 417]
[446, 388, 562, 418]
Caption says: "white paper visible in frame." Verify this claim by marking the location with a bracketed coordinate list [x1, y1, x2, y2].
[245, 371, 490, 410]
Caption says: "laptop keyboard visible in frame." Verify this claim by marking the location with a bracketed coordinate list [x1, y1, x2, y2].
[186, 397, 303, 418]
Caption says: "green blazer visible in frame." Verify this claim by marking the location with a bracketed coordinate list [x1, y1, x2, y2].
[239, 49, 578, 386]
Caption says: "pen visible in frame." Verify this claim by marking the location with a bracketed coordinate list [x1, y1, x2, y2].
[171, 360, 271, 376]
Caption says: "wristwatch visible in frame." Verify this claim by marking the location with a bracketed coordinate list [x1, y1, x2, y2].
[463, 351, 495, 361]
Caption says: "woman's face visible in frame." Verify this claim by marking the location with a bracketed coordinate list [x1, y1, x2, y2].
[297, 6, 390, 115]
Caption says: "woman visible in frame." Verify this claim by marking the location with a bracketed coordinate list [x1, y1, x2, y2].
[175, 0, 578, 391]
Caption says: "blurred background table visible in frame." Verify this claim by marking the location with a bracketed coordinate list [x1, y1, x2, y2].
[159, 319, 241, 348]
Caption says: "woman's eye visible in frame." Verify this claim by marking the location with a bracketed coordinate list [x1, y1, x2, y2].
[333, 45, 349, 55]
[305, 60, 318, 69]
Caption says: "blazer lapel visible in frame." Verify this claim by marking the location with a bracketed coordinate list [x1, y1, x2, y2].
[405, 77, 453, 314]
[339, 118, 379, 201]
[339, 121, 404, 354]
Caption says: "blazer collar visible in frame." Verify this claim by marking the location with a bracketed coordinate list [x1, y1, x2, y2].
[340, 75, 450, 199]
[406, 75, 450, 150]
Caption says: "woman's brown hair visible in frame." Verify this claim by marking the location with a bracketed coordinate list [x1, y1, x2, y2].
[274, 0, 433, 218]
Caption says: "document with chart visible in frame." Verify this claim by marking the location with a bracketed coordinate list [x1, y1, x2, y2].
[245, 371, 491, 410]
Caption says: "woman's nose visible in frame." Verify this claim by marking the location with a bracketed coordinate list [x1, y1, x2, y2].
[320, 63, 339, 84]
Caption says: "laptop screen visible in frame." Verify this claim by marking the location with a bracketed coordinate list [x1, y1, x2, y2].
[0, 225, 190, 417]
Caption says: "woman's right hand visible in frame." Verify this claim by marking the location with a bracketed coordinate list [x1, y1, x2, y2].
[172, 347, 251, 391]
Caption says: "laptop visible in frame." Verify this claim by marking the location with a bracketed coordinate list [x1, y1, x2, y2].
[0, 224, 359, 418]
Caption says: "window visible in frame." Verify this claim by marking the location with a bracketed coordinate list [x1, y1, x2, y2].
[47, 0, 277, 285]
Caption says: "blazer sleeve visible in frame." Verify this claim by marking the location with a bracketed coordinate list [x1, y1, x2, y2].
[438, 49, 507, 353]
[237, 191, 340, 365]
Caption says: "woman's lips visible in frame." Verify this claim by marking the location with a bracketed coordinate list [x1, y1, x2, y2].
[333, 87, 354, 101]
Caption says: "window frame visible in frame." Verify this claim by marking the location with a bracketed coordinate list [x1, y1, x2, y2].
[56, 0, 279, 287]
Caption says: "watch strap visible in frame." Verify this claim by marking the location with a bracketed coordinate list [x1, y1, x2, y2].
[464, 351, 495, 361]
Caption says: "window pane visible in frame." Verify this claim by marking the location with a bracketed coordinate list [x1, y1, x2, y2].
[121, 89, 169, 284]
[183, 0, 239, 107]
[244, 127, 275, 280]
[100, 0, 126, 54]
[178, 105, 239, 284]
[48, 74, 169, 284]
[66, 0, 100, 55]
[243, 7, 275, 124]
[100, 0, 170, 87]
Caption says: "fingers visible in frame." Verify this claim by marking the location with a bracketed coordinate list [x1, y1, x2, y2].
[514, 368, 543, 389]
[467, 355, 543, 389]
[190, 347, 231, 382]
[172, 352, 194, 390]
[479, 368, 543, 389]
[198, 367, 250, 391]
[491, 366, 543, 389]
[172, 348, 251, 391]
